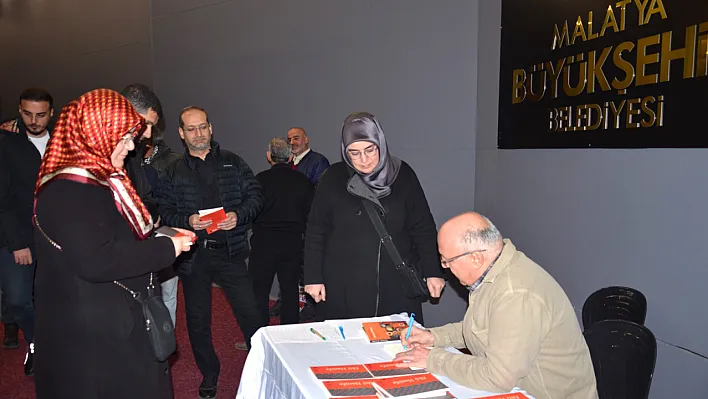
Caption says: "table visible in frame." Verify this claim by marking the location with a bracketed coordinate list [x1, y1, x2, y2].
[236, 313, 534, 399]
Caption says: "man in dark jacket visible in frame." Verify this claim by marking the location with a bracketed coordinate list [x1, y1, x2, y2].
[120, 83, 183, 326]
[156, 106, 265, 399]
[250, 137, 314, 326]
[287, 127, 330, 185]
[269, 127, 329, 319]
[0, 88, 55, 375]
[120, 84, 161, 221]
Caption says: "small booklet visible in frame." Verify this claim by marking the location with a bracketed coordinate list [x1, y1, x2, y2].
[198, 207, 228, 234]
[154, 226, 196, 244]
[371, 373, 448, 398]
[362, 321, 409, 343]
[322, 379, 379, 397]
[311, 365, 374, 380]
[363, 361, 427, 378]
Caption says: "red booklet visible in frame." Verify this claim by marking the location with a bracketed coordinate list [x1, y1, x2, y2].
[322, 379, 378, 397]
[311, 365, 374, 380]
[371, 373, 448, 398]
[363, 361, 427, 377]
[362, 321, 409, 343]
[198, 207, 228, 234]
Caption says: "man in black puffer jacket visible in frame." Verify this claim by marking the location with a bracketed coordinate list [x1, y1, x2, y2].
[156, 106, 265, 399]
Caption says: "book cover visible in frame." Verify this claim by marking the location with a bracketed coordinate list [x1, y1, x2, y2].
[362, 321, 409, 342]
[198, 207, 228, 234]
[311, 365, 374, 380]
[371, 373, 448, 398]
[363, 361, 427, 377]
[322, 379, 379, 397]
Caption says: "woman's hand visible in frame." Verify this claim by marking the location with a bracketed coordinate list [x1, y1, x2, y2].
[168, 227, 196, 257]
[426, 277, 446, 298]
[305, 284, 326, 302]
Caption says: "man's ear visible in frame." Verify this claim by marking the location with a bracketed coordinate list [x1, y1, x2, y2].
[288, 153, 293, 163]
[50, 109, 54, 118]
[470, 251, 486, 270]
[266, 151, 272, 163]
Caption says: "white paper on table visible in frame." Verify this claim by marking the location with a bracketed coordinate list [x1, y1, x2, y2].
[198, 207, 224, 217]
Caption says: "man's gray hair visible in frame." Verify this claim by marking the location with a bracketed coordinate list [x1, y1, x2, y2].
[461, 216, 503, 250]
[269, 137, 292, 164]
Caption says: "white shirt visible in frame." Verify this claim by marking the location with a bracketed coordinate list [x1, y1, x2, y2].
[28, 133, 50, 157]
[292, 148, 311, 165]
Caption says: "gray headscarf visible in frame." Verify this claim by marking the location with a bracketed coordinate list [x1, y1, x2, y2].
[341, 112, 401, 198]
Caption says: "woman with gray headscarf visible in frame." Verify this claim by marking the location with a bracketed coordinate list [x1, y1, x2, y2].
[303, 112, 445, 324]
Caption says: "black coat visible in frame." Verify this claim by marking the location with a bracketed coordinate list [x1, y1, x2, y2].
[156, 141, 264, 258]
[0, 130, 44, 250]
[304, 161, 442, 323]
[253, 163, 314, 235]
[33, 179, 176, 399]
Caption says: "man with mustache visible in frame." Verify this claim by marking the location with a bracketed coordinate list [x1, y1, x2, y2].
[156, 106, 265, 399]
[0, 88, 55, 376]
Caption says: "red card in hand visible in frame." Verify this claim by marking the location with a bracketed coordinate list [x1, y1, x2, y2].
[199, 208, 228, 234]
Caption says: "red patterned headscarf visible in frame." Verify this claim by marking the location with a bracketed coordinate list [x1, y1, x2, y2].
[35, 89, 153, 239]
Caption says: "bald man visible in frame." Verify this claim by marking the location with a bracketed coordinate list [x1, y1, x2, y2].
[394, 213, 598, 399]
[287, 127, 329, 185]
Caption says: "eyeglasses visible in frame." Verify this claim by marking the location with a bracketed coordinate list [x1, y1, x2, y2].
[347, 145, 378, 160]
[120, 133, 135, 144]
[440, 249, 486, 268]
[183, 124, 209, 133]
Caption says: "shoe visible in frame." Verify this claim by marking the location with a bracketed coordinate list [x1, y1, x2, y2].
[24, 343, 34, 376]
[234, 341, 248, 351]
[198, 378, 217, 399]
[269, 300, 281, 317]
[2, 323, 19, 349]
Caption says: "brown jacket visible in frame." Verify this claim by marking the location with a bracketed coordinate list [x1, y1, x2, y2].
[427, 239, 597, 399]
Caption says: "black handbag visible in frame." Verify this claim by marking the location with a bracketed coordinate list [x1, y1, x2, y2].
[114, 273, 176, 362]
[35, 216, 176, 362]
[361, 200, 430, 299]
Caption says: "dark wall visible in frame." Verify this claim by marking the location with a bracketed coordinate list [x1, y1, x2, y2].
[151, 0, 480, 326]
[475, 1, 708, 397]
[0, 0, 152, 120]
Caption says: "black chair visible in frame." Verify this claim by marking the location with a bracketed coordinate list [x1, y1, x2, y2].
[582, 286, 647, 330]
[583, 320, 657, 399]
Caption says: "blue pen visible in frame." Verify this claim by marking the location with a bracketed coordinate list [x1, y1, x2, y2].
[338, 326, 346, 340]
[403, 313, 415, 350]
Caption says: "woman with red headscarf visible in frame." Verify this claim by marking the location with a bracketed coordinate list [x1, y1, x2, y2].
[32, 89, 195, 399]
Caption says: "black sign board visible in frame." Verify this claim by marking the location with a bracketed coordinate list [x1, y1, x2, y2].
[498, 0, 708, 149]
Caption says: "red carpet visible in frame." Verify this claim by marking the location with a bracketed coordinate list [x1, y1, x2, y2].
[0, 283, 272, 399]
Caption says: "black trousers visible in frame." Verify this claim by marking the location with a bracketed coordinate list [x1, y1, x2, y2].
[249, 231, 303, 326]
[181, 247, 264, 385]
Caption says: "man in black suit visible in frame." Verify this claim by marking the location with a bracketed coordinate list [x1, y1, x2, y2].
[249, 137, 314, 326]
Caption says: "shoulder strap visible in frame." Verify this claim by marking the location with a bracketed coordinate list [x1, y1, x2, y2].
[361, 199, 405, 268]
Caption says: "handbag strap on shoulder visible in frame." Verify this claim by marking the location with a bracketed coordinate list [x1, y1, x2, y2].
[361, 199, 405, 268]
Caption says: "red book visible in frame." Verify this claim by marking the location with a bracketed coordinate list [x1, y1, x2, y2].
[322, 379, 378, 397]
[363, 361, 427, 377]
[362, 321, 409, 343]
[371, 373, 448, 398]
[311, 365, 374, 380]
[476, 394, 530, 399]
[198, 207, 228, 234]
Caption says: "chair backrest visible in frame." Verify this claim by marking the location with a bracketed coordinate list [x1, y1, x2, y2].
[583, 320, 657, 399]
[582, 286, 647, 330]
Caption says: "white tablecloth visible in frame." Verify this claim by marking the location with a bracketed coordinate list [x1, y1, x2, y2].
[236, 313, 534, 399]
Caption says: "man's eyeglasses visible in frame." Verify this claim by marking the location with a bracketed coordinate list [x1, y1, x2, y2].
[183, 124, 209, 133]
[440, 249, 486, 268]
[347, 144, 378, 160]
